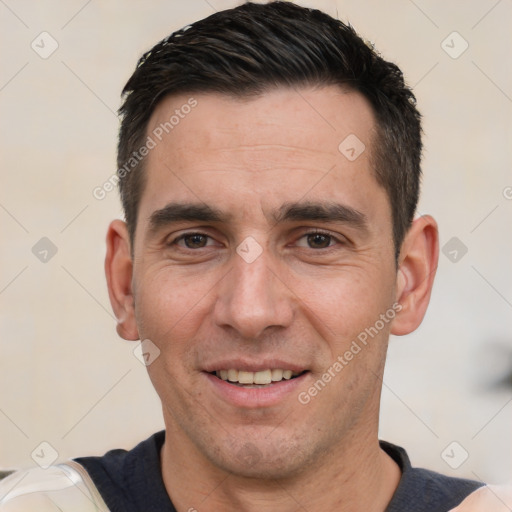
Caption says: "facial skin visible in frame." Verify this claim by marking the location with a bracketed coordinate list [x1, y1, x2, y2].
[106, 86, 438, 511]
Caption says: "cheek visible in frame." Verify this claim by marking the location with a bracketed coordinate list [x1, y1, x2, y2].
[294, 268, 395, 353]
[135, 270, 216, 400]
[133, 267, 215, 349]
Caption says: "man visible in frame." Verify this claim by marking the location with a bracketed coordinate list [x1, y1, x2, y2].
[0, 2, 508, 511]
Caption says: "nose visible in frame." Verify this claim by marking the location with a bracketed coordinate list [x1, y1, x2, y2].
[213, 243, 294, 340]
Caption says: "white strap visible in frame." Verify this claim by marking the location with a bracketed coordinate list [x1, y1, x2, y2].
[0, 461, 109, 511]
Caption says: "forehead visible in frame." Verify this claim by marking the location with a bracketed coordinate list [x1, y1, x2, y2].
[138, 86, 388, 233]
[148, 86, 376, 164]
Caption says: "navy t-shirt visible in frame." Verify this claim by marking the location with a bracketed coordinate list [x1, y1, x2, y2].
[75, 431, 483, 512]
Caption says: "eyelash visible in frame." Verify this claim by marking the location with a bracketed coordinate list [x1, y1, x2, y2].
[295, 229, 343, 249]
[169, 230, 344, 250]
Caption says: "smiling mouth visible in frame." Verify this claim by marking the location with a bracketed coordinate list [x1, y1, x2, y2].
[208, 369, 308, 388]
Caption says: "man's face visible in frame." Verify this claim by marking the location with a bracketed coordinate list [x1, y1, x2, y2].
[132, 86, 399, 478]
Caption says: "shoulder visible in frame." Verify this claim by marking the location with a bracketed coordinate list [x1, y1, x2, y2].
[381, 441, 484, 512]
[409, 465, 485, 503]
[0, 461, 109, 511]
[0, 432, 166, 511]
[73, 431, 170, 511]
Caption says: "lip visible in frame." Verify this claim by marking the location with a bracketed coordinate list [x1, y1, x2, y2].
[203, 370, 310, 409]
[202, 359, 307, 374]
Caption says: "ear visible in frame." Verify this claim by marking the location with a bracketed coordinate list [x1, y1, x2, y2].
[105, 220, 139, 341]
[391, 215, 439, 336]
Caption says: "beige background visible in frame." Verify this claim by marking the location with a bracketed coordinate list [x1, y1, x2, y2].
[1, 0, 511, 485]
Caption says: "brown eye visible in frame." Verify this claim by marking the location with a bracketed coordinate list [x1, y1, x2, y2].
[306, 233, 333, 249]
[179, 233, 210, 248]
[295, 231, 341, 250]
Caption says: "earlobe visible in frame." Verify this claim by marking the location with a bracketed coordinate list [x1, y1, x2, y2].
[105, 220, 140, 341]
[391, 215, 439, 336]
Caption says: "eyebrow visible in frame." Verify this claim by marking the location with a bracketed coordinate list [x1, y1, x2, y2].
[148, 203, 230, 234]
[147, 200, 368, 235]
[272, 201, 368, 230]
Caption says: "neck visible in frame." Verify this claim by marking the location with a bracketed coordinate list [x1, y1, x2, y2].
[161, 424, 401, 512]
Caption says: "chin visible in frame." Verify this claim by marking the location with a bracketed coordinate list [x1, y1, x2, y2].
[208, 436, 312, 480]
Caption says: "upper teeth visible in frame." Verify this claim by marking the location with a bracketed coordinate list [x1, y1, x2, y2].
[216, 369, 299, 384]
